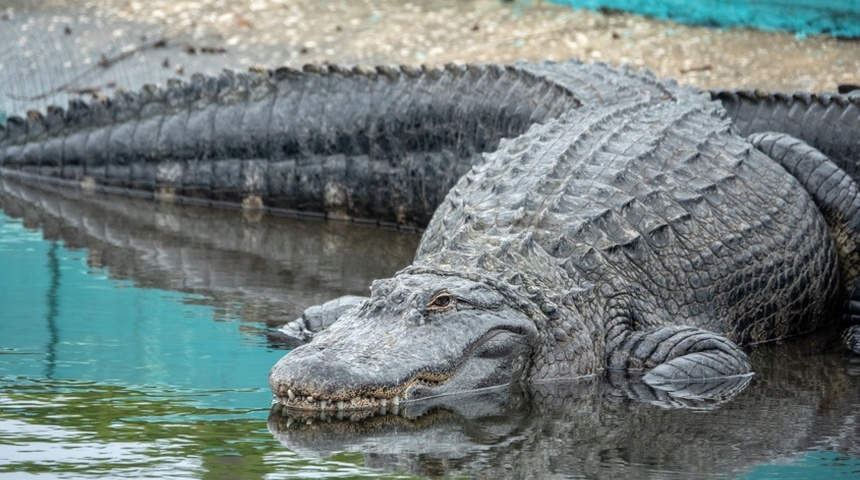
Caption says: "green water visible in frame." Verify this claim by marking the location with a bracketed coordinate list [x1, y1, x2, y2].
[0, 182, 858, 479]
[0, 213, 408, 479]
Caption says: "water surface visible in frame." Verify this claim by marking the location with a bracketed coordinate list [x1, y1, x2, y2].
[0, 178, 419, 478]
[1, 179, 858, 479]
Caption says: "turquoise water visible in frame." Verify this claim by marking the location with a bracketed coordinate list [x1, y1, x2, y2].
[1, 182, 858, 479]
[552, 0, 860, 37]
[1, 223, 276, 407]
[0, 181, 421, 479]
[0, 213, 390, 479]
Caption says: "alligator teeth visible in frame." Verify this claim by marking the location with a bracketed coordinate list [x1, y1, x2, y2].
[278, 391, 409, 416]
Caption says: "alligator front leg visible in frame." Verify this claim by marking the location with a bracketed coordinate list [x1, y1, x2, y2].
[279, 295, 367, 341]
[606, 326, 753, 398]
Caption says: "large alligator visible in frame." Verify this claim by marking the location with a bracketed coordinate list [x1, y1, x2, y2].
[1, 60, 859, 411]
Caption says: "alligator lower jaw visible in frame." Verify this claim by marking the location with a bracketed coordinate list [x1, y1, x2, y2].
[269, 401, 457, 429]
[272, 398, 406, 423]
[273, 373, 448, 413]
[274, 391, 408, 415]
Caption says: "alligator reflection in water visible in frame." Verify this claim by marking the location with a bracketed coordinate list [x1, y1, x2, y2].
[269, 343, 860, 478]
[0, 177, 419, 344]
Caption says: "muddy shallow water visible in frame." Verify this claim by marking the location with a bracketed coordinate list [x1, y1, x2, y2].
[2, 1, 860, 478]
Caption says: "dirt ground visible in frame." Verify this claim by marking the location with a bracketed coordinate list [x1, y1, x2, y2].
[1, 0, 858, 115]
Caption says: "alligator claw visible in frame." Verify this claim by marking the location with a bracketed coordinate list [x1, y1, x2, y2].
[843, 325, 860, 354]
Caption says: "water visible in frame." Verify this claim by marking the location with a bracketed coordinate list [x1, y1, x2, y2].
[0, 178, 419, 479]
[1, 179, 859, 479]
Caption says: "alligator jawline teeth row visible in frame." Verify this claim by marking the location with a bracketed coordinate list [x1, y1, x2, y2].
[276, 390, 406, 413]
[272, 399, 404, 422]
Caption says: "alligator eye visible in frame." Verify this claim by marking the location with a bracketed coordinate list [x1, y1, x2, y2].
[432, 295, 450, 307]
[427, 291, 453, 311]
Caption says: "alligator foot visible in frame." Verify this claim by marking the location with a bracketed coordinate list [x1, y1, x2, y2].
[843, 325, 860, 354]
[842, 281, 860, 354]
[279, 295, 367, 341]
[607, 326, 753, 398]
[641, 350, 753, 398]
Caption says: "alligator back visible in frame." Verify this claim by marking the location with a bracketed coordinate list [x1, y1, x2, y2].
[417, 98, 841, 345]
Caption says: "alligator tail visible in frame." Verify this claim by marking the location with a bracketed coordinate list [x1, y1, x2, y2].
[0, 63, 580, 227]
[721, 90, 860, 355]
[713, 90, 860, 184]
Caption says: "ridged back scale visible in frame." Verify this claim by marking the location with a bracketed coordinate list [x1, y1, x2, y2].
[416, 98, 841, 349]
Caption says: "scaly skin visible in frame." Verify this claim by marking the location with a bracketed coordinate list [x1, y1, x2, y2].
[712, 89, 860, 179]
[1, 62, 586, 227]
[0, 60, 712, 227]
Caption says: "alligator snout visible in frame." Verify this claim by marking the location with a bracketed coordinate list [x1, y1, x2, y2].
[269, 272, 539, 412]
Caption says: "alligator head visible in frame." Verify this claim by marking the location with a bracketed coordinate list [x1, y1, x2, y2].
[268, 272, 539, 412]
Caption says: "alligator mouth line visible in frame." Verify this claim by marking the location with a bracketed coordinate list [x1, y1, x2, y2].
[274, 372, 450, 415]
[269, 401, 459, 429]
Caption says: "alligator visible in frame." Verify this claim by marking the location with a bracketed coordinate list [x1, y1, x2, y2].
[1, 60, 858, 412]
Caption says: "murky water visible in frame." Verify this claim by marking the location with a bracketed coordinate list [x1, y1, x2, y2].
[1, 179, 859, 479]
